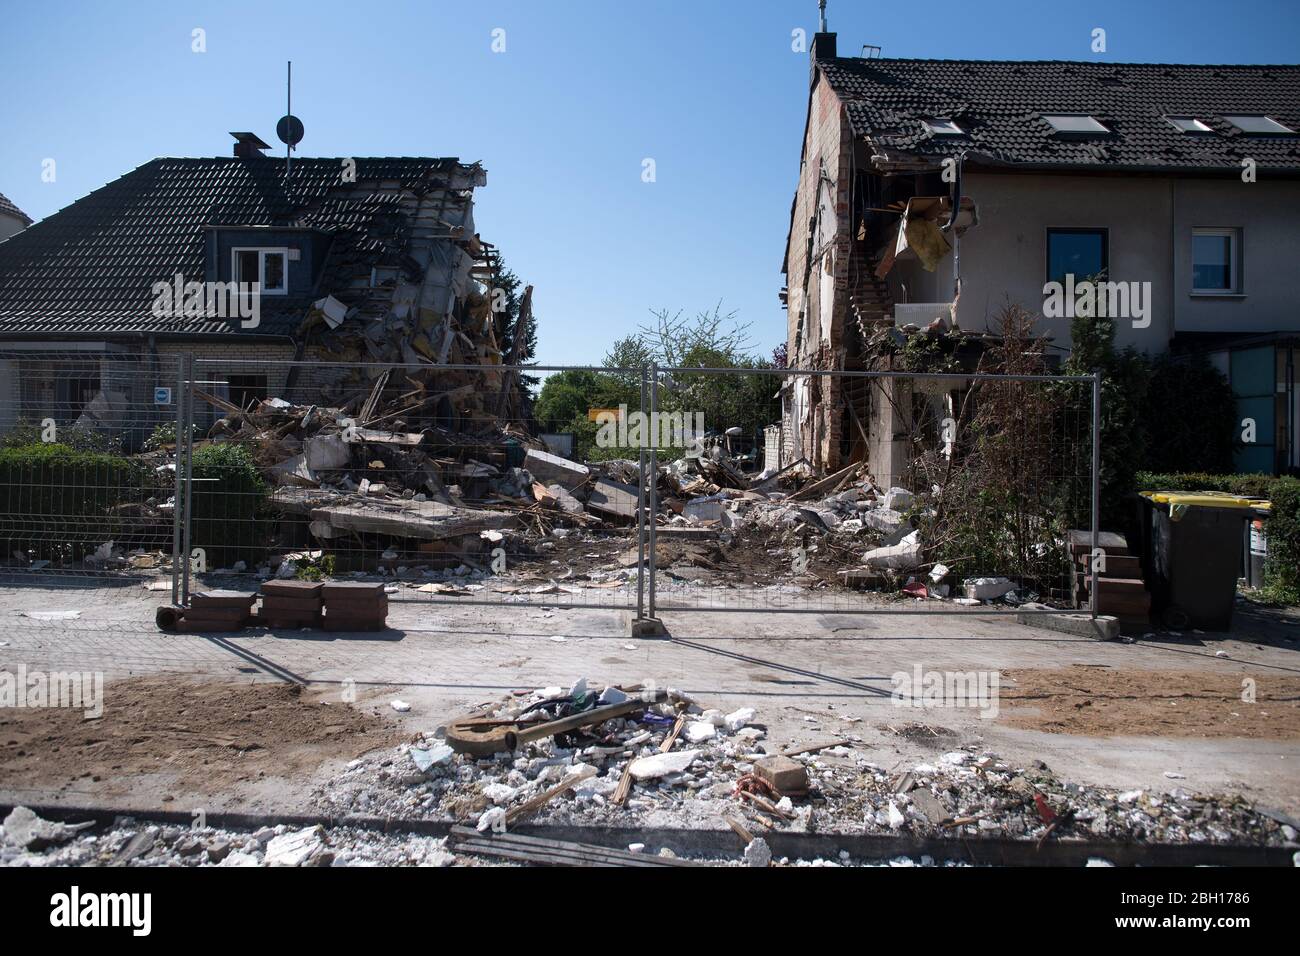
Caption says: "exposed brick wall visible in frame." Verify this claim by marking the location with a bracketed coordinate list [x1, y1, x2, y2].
[782, 65, 853, 470]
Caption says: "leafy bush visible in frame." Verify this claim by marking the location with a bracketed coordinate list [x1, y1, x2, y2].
[189, 443, 272, 568]
[143, 422, 203, 453]
[0, 419, 123, 454]
[1134, 471, 1300, 604]
[0, 442, 146, 561]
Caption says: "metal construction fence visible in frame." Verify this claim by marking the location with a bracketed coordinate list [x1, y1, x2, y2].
[0, 351, 1102, 627]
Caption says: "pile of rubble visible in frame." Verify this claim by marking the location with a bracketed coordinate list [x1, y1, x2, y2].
[0, 807, 458, 868]
[310, 682, 1296, 852]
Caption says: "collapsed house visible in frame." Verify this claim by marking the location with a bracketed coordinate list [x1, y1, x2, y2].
[779, 35, 1300, 481]
[0, 135, 527, 438]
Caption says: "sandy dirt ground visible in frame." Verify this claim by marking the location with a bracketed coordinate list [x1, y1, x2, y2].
[1001, 667, 1300, 738]
[1, 573, 1298, 820]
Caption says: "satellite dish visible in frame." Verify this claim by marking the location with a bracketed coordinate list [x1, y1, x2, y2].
[276, 114, 304, 147]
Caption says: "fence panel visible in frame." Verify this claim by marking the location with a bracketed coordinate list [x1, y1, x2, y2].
[0, 349, 185, 598]
[182, 359, 647, 611]
[645, 364, 1098, 618]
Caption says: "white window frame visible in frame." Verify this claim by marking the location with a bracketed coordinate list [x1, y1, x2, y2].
[231, 247, 289, 295]
[1190, 228, 1242, 295]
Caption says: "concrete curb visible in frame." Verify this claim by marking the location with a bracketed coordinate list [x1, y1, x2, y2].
[2, 801, 1289, 867]
[1017, 610, 1120, 641]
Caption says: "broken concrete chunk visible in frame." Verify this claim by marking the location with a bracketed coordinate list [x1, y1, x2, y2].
[265, 825, 328, 866]
[684, 721, 717, 744]
[862, 508, 904, 534]
[962, 576, 1015, 601]
[723, 707, 755, 732]
[628, 749, 701, 781]
[304, 434, 351, 471]
[1, 806, 94, 850]
[754, 755, 809, 795]
[743, 837, 772, 867]
[881, 487, 914, 511]
[524, 449, 589, 492]
[585, 477, 639, 519]
[862, 531, 921, 570]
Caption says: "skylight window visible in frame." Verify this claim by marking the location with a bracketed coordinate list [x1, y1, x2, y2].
[1043, 114, 1110, 134]
[923, 118, 964, 136]
[1165, 116, 1213, 133]
[1222, 114, 1295, 134]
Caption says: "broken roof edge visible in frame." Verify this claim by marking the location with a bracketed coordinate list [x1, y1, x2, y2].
[862, 140, 1300, 177]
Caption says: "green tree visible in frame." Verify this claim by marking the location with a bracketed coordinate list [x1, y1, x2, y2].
[1061, 311, 1151, 528]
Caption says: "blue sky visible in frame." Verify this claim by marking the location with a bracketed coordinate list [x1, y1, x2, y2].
[2, 0, 1297, 365]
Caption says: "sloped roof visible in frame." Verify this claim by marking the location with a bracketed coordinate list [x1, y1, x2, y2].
[818, 58, 1300, 171]
[0, 156, 479, 338]
[0, 191, 32, 226]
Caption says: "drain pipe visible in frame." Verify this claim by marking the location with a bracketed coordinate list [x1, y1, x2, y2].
[941, 151, 966, 306]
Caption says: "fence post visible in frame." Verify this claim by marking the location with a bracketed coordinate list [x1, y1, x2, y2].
[179, 352, 196, 606]
[170, 355, 185, 606]
[648, 363, 659, 620]
[636, 366, 647, 622]
[1090, 370, 1102, 619]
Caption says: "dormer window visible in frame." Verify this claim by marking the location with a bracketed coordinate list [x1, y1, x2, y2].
[232, 248, 288, 294]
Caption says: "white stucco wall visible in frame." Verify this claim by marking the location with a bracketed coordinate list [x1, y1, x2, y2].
[886, 172, 1300, 354]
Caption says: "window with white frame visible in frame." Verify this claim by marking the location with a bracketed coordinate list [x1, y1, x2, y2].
[232, 248, 288, 294]
[1191, 228, 1241, 294]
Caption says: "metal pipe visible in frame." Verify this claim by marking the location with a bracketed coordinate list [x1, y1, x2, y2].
[1090, 371, 1102, 619]
[657, 366, 1091, 383]
[648, 363, 659, 619]
[636, 369, 647, 621]
[170, 356, 185, 605]
[180, 352, 196, 605]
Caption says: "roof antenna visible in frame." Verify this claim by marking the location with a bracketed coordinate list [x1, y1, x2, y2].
[276, 60, 305, 177]
[818, 0, 828, 32]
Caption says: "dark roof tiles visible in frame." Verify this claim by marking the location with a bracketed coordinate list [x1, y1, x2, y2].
[819, 58, 1300, 170]
[0, 156, 475, 338]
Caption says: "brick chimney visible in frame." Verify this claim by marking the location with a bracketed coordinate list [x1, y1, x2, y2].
[229, 132, 271, 158]
[811, 32, 836, 62]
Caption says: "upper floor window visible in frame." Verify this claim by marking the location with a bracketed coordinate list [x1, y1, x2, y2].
[232, 248, 288, 294]
[1191, 228, 1241, 294]
[1046, 228, 1108, 283]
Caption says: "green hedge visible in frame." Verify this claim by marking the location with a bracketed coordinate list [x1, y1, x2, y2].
[1135, 471, 1300, 603]
[189, 443, 272, 569]
[0, 443, 146, 561]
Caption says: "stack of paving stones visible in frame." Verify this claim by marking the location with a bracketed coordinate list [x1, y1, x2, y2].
[322, 582, 388, 631]
[181, 590, 256, 632]
[257, 580, 324, 628]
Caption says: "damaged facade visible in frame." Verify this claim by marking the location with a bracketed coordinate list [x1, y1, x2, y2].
[781, 35, 1300, 479]
[0, 136, 526, 437]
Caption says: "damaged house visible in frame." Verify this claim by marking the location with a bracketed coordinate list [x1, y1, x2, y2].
[0, 134, 523, 439]
[781, 34, 1300, 481]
